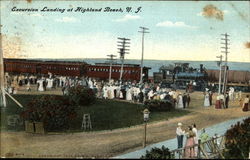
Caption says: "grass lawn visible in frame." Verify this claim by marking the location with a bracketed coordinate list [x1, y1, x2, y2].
[1, 95, 191, 132]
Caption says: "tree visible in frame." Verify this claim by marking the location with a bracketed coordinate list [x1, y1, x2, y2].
[224, 117, 250, 159]
[140, 146, 174, 159]
[21, 95, 77, 131]
[67, 85, 96, 106]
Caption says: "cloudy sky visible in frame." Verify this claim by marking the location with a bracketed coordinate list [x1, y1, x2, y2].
[1, 1, 250, 62]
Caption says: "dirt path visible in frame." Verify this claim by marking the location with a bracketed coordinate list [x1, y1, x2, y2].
[1, 91, 250, 158]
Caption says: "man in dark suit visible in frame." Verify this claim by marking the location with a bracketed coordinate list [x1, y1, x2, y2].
[182, 93, 188, 108]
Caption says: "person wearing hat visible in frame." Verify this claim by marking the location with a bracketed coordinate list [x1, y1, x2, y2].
[177, 93, 184, 109]
[176, 122, 185, 148]
[143, 109, 150, 122]
[204, 91, 210, 107]
[199, 128, 210, 153]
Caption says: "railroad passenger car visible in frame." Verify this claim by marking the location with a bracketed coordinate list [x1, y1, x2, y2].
[4, 58, 88, 77]
[3, 59, 151, 82]
[86, 63, 151, 82]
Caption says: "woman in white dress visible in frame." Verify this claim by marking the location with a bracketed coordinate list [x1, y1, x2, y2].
[110, 85, 115, 99]
[177, 94, 184, 109]
[107, 85, 111, 99]
[126, 87, 132, 101]
[88, 78, 94, 89]
[103, 85, 108, 99]
[119, 87, 124, 99]
[37, 79, 44, 92]
[148, 90, 154, 100]
[46, 78, 53, 89]
[204, 92, 210, 107]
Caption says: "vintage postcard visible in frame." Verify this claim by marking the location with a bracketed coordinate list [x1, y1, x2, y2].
[0, 0, 250, 159]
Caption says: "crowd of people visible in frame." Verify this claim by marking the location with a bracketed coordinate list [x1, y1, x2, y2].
[4, 72, 249, 112]
[203, 86, 249, 112]
[4, 72, 194, 109]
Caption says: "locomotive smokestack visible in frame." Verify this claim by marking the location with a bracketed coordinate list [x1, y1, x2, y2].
[200, 64, 203, 72]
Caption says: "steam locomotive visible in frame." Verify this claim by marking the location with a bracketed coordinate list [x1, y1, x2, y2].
[154, 63, 250, 92]
[153, 63, 208, 91]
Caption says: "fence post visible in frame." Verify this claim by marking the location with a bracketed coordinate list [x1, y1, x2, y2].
[211, 137, 216, 154]
[198, 139, 201, 158]
[179, 149, 182, 159]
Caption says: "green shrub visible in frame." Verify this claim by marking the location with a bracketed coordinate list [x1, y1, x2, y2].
[144, 99, 174, 112]
[67, 86, 96, 106]
[140, 146, 174, 159]
[20, 95, 77, 131]
[224, 117, 250, 159]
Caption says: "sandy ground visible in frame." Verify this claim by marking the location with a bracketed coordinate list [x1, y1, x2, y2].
[1, 86, 250, 158]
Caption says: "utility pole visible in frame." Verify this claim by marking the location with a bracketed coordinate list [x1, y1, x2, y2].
[216, 55, 223, 94]
[0, 32, 7, 107]
[221, 33, 230, 96]
[107, 54, 117, 84]
[138, 27, 149, 84]
[117, 37, 130, 84]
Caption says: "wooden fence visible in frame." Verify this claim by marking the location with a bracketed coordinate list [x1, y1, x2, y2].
[170, 135, 226, 159]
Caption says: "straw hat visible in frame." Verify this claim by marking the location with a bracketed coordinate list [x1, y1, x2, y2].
[143, 109, 150, 114]
[178, 122, 182, 126]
